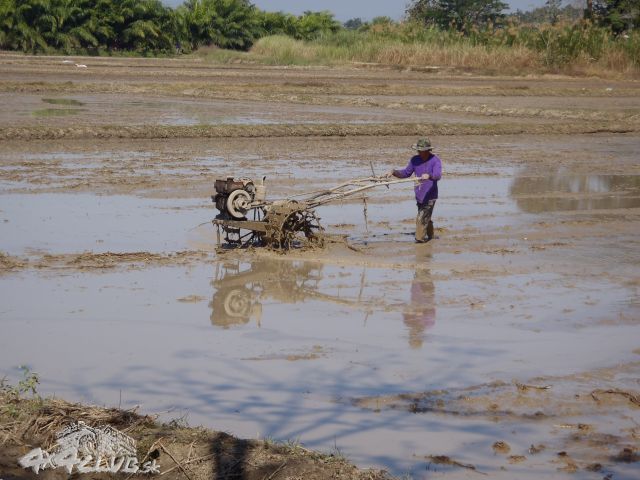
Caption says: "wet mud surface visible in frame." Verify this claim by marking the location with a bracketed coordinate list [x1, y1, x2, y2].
[1, 55, 639, 479]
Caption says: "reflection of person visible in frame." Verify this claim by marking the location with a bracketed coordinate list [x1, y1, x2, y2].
[403, 268, 436, 349]
[389, 138, 442, 243]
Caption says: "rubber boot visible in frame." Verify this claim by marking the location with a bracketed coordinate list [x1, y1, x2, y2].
[415, 213, 427, 243]
[427, 221, 434, 240]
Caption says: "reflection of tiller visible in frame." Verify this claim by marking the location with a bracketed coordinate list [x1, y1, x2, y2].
[209, 259, 372, 328]
[212, 175, 420, 249]
[210, 259, 323, 328]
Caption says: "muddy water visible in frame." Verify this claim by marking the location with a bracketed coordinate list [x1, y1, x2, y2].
[1, 138, 640, 478]
[511, 171, 640, 212]
[0, 193, 210, 255]
[1, 259, 637, 459]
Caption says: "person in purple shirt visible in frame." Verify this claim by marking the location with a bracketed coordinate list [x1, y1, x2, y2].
[389, 137, 442, 242]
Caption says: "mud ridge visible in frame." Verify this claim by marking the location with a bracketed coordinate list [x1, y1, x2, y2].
[350, 362, 640, 420]
[2, 80, 639, 99]
[0, 122, 636, 141]
[0, 251, 211, 272]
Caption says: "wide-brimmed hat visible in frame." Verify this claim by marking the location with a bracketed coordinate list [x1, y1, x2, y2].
[412, 138, 433, 151]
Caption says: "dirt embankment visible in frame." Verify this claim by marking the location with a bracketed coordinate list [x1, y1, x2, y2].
[0, 251, 211, 273]
[1, 121, 637, 141]
[0, 392, 391, 480]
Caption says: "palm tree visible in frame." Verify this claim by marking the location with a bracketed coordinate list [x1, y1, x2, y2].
[0, 0, 16, 49]
[183, 0, 261, 51]
[11, 0, 51, 52]
[0, 0, 266, 54]
[44, 0, 98, 52]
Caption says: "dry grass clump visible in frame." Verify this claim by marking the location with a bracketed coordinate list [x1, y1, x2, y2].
[374, 43, 540, 73]
[0, 390, 154, 448]
[250, 35, 339, 65]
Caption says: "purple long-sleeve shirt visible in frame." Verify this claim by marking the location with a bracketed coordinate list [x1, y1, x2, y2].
[393, 153, 442, 203]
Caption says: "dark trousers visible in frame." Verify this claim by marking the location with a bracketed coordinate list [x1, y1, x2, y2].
[416, 199, 436, 242]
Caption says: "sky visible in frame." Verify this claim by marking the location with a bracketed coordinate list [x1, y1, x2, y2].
[164, 0, 550, 22]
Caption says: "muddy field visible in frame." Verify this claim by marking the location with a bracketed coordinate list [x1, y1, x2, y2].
[0, 53, 639, 479]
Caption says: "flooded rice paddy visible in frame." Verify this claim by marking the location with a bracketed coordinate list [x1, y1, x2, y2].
[1, 55, 639, 479]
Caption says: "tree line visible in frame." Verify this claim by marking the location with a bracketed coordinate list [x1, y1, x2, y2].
[0, 0, 342, 54]
[0, 0, 637, 55]
[407, 0, 638, 34]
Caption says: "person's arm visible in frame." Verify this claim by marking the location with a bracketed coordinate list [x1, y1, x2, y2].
[391, 160, 415, 178]
[430, 157, 442, 181]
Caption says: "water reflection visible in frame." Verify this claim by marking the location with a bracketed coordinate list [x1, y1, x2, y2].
[403, 266, 436, 349]
[510, 170, 640, 213]
[209, 259, 325, 328]
[209, 256, 438, 349]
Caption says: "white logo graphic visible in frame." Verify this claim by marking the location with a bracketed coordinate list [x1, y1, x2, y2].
[18, 421, 160, 474]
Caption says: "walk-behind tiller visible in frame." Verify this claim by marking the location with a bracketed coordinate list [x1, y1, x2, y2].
[212, 175, 421, 249]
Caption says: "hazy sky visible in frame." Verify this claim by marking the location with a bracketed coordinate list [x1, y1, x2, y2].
[164, 0, 550, 21]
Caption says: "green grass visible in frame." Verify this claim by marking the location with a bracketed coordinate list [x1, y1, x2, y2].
[1, 365, 41, 418]
[192, 45, 251, 63]
[42, 97, 85, 106]
[32, 108, 83, 117]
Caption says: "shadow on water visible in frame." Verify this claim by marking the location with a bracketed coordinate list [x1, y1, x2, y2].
[49, 351, 514, 476]
[510, 169, 640, 213]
